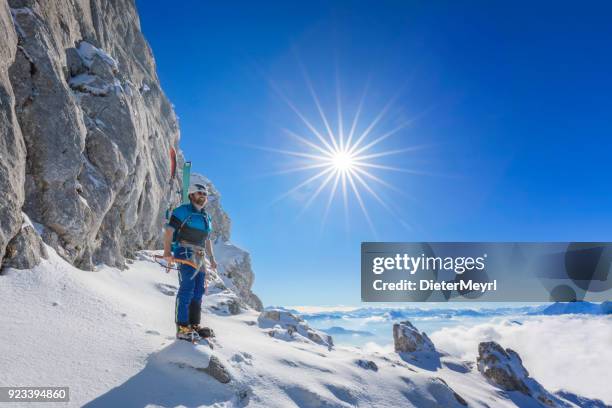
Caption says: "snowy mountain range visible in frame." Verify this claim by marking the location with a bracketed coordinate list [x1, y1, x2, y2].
[536, 301, 611, 316]
[292, 301, 612, 324]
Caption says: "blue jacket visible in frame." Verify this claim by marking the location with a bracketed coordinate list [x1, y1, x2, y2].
[167, 203, 213, 246]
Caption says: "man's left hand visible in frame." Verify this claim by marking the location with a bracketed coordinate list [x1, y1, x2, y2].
[210, 259, 217, 270]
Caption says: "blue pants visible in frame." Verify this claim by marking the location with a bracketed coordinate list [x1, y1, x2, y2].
[173, 246, 206, 326]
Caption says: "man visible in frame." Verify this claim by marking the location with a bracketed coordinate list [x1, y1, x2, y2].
[163, 182, 218, 342]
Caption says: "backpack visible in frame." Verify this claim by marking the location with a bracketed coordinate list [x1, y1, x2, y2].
[169, 204, 212, 247]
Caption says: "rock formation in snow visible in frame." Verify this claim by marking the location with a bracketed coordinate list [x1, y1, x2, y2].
[393, 320, 436, 354]
[477, 341, 569, 407]
[258, 308, 334, 349]
[2, 214, 47, 269]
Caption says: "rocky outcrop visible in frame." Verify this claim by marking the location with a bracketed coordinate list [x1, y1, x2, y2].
[221, 248, 262, 311]
[393, 320, 436, 354]
[258, 309, 333, 349]
[477, 341, 568, 407]
[190, 173, 231, 243]
[197, 355, 232, 384]
[191, 173, 262, 311]
[2, 215, 47, 269]
[1, 0, 180, 270]
[355, 359, 378, 372]
[213, 240, 262, 311]
[477, 342, 530, 393]
[0, 1, 26, 269]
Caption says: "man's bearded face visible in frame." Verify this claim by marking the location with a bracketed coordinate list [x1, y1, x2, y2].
[192, 193, 207, 206]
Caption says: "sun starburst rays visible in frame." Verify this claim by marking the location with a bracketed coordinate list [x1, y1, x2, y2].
[263, 73, 426, 235]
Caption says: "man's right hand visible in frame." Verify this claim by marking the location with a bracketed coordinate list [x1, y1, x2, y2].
[163, 253, 173, 265]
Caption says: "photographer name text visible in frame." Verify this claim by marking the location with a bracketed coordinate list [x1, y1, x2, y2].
[371, 253, 496, 293]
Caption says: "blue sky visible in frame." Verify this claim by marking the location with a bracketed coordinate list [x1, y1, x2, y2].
[136, 1, 612, 306]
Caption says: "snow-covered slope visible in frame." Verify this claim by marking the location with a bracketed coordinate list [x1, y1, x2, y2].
[1, 247, 606, 407]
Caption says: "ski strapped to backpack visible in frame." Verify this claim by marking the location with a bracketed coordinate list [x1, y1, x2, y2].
[165, 146, 194, 251]
[181, 161, 192, 204]
[164, 146, 192, 216]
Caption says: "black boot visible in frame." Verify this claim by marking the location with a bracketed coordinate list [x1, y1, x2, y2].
[188, 300, 214, 337]
[189, 301, 202, 325]
[192, 324, 215, 338]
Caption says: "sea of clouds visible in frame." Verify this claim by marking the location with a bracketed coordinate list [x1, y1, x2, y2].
[430, 315, 612, 403]
[297, 304, 611, 403]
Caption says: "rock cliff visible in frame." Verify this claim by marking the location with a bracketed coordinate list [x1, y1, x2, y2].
[1, 0, 179, 270]
[0, 0, 261, 310]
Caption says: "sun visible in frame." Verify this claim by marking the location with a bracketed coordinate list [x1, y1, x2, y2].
[259, 69, 428, 235]
[331, 151, 355, 171]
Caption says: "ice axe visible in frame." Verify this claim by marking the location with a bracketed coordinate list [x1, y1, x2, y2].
[153, 254, 213, 294]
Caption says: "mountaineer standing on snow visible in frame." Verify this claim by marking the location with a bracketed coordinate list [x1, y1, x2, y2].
[163, 182, 218, 342]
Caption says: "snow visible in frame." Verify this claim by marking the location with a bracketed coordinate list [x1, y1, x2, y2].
[123, 80, 135, 97]
[0, 247, 607, 407]
[76, 41, 119, 72]
[67, 42, 126, 97]
[68, 74, 127, 97]
[214, 241, 247, 267]
[77, 193, 89, 207]
[20, 211, 34, 229]
[69, 74, 111, 96]
[113, 79, 124, 95]
[155, 341, 213, 368]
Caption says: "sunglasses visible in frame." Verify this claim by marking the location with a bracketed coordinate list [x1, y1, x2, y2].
[192, 183, 208, 196]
